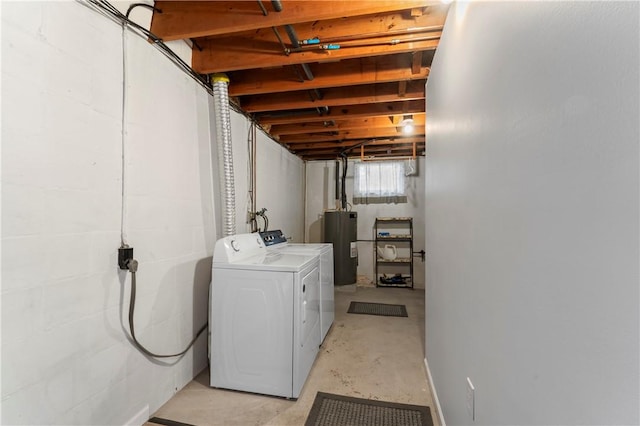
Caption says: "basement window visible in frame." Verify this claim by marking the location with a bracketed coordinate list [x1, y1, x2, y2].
[353, 161, 407, 204]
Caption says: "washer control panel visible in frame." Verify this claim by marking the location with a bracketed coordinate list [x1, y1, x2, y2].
[259, 230, 287, 246]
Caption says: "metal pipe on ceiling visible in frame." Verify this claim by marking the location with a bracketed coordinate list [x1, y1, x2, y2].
[284, 26, 315, 81]
[256, 0, 268, 16]
[271, 27, 288, 55]
[271, 0, 283, 12]
[289, 34, 441, 53]
[305, 25, 443, 45]
[270, 0, 315, 81]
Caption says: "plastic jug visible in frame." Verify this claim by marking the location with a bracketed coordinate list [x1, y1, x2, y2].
[377, 244, 397, 260]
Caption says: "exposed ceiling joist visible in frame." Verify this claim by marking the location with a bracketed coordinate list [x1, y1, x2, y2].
[206, 8, 446, 43]
[151, 0, 442, 41]
[256, 100, 425, 126]
[270, 115, 426, 136]
[149, 1, 449, 160]
[279, 127, 424, 144]
[193, 35, 440, 73]
[228, 53, 431, 97]
[241, 81, 425, 112]
[288, 137, 426, 150]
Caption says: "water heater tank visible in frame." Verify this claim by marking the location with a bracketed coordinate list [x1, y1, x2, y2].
[323, 211, 357, 286]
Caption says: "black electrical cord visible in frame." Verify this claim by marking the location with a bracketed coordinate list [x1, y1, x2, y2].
[127, 260, 208, 358]
[81, 0, 211, 94]
[80, 0, 294, 157]
[125, 3, 161, 19]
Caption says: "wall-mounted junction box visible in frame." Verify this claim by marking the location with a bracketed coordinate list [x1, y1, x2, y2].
[118, 246, 134, 270]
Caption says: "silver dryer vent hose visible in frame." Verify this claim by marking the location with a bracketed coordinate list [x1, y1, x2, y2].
[212, 74, 236, 237]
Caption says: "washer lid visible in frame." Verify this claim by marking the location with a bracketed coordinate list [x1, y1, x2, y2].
[214, 250, 319, 273]
[282, 243, 332, 250]
[260, 230, 332, 252]
[269, 243, 332, 255]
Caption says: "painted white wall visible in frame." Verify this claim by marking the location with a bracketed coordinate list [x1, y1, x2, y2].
[1, 2, 213, 424]
[305, 159, 426, 288]
[255, 127, 305, 242]
[216, 110, 304, 239]
[1, 2, 305, 425]
[425, 2, 639, 425]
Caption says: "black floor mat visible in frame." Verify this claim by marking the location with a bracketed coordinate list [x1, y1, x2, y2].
[347, 301, 408, 317]
[305, 392, 433, 426]
[148, 417, 195, 426]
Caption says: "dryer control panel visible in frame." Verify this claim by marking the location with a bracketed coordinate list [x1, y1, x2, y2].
[259, 230, 287, 246]
[213, 233, 266, 263]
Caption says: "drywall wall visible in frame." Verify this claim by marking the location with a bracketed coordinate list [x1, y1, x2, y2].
[1, 2, 305, 424]
[305, 159, 426, 288]
[425, 2, 639, 424]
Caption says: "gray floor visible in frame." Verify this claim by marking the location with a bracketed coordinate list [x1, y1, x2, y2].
[149, 286, 439, 426]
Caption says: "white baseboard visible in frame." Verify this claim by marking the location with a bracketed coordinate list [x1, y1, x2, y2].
[124, 404, 149, 426]
[424, 357, 446, 426]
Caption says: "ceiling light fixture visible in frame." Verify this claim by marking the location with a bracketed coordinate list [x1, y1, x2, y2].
[400, 114, 414, 134]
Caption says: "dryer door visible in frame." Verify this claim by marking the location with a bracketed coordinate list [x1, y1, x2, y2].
[210, 268, 294, 398]
[292, 265, 320, 398]
[319, 248, 335, 343]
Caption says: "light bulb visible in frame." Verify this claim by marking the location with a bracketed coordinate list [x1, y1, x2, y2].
[403, 124, 414, 134]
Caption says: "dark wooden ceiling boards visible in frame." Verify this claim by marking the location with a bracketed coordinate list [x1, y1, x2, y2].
[151, 1, 448, 160]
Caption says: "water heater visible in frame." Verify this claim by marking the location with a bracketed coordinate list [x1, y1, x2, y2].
[323, 211, 357, 286]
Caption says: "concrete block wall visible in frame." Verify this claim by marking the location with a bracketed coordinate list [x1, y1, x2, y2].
[256, 128, 305, 242]
[1, 2, 213, 424]
[1, 2, 305, 424]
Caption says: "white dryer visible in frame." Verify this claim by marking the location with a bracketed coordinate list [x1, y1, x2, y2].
[259, 230, 334, 344]
[209, 233, 320, 399]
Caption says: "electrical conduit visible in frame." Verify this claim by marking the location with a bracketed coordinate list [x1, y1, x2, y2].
[212, 73, 236, 237]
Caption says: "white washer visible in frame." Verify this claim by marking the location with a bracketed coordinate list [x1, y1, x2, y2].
[209, 233, 320, 399]
[260, 230, 334, 344]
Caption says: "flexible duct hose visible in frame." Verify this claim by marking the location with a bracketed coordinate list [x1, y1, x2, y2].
[212, 74, 236, 237]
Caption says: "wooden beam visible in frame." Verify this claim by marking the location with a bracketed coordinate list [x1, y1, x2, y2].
[362, 145, 423, 154]
[411, 51, 423, 74]
[279, 127, 425, 144]
[256, 100, 425, 125]
[288, 137, 425, 150]
[294, 143, 425, 159]
[229, 54, 429, 96]
[241, 81, 425, 112]
[193, 35, 440, 73]
[206, 8, 447, 42]
[398, 81, 407, 97]
[151, 1, 442, 41]
[300, 148, 424, 160]
[271, 114, 426, 136]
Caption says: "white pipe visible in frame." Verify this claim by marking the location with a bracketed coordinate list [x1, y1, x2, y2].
[212, 73, 236, 237]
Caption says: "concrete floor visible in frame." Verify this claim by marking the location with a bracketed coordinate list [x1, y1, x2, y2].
[148, 286, 439, 426]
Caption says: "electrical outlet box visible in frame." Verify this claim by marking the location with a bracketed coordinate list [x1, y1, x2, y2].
[118, 247, 134, 270]
[466, 377, 475, 421]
